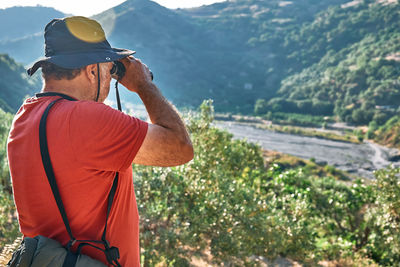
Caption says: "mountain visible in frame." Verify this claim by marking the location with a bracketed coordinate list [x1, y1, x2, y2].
[0, 54, 41, 113]
[93, 0, 210, 106]
[0, 0, 399, 125]
[257, 0, 400, 125]
[0, 6, 65, 65]
[0, 6, 65, 41]
[0, 0, 352, 110]
[93, 0, 350, 111]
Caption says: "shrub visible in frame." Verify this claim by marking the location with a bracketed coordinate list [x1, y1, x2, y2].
[3, 101, 400, 266]
[135, 100, 270, 265]
[366, 166, 400, 265]
[0, 109, 18, 249]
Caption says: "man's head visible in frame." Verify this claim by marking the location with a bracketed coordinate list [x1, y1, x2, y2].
[28, 16, 135, 102]
[28, 16, 135, 76]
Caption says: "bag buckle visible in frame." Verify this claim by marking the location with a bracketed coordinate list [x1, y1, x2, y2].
[66, 238, 77, 250]
[105, 246, 120, 263]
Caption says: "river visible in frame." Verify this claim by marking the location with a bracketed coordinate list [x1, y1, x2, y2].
[216, 121, 400, 179]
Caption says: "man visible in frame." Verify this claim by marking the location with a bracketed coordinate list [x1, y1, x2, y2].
[7, 16, 193, 266]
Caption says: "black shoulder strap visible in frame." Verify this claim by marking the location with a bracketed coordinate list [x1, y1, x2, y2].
[38, 96, 121, 267]
[39, 98, 75, 241]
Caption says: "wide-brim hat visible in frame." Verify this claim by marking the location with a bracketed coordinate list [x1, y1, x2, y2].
[27, 16, 135, 76]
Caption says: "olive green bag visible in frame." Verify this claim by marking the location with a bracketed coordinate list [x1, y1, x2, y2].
[7, 235, 106, 267]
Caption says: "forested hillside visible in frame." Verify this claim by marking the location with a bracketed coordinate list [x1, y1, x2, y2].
[175, 0, 349, 109]
[0, 54, 41, 113]
[0, 0, 361, 112]
[257, 0, 400, 127]
[0, 0, 399, 124]
[94, 0, 350, 111]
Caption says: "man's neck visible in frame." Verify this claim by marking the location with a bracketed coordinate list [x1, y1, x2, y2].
[42, 77, 95, 101]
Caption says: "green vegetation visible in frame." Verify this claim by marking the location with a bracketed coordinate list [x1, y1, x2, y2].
[0, 108, 18, 248]
[369, 116, 400, 148]
[263, 150, 351, 181]
[216, 112, 364, 144]
[3, 0, 400, 122]
[258, 0, 400, 126]
[173, 0, 351, 112]
[132, 101, 400, 266]
[0, 0, 352, 112]
[0, 54, 41, 113]
[2, 1, 400, 264]
[262, 111, 329, 128]
[3, 101, 400, 266]
[260, 124, 362, 144]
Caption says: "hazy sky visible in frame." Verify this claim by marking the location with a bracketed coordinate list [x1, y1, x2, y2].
[0, 0, 226, 16]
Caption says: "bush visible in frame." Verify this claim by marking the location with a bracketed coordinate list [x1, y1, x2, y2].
[4, 101, 400, 266]
[0, 109, 13, 192]
[254, 99, 268, 115]
[367, 121, 378, 139]
[0, 109, 18, 249]
[133, 100, 400, 265]
[133, 100, 394, 265]
[135, 100, 270, 265]
[366, 166, 400, 265]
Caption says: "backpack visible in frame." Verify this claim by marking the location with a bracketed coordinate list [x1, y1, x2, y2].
[7, 235, 106, 267]
[8, 93, 121, 267]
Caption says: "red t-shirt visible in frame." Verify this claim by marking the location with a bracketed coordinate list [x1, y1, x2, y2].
[7, 95, 148, 266]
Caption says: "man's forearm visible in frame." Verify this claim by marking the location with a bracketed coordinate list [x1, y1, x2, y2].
[137, 82, 191, 145]
[120, 56, 193, 165]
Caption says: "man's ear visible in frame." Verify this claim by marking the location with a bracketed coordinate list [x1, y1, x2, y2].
[85, 64, 97, 84]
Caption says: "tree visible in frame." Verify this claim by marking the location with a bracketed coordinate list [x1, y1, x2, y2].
[254, 98, 268, 115]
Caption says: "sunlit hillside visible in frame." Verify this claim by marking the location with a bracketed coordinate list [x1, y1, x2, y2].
[1, 0, 399, 119]
[0, 54, 41, 113]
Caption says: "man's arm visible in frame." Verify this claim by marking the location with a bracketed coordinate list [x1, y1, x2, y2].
[118, 56, 194, 167]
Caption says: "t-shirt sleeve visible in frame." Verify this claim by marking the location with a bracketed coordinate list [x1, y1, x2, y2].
[68, 101, 148, 171]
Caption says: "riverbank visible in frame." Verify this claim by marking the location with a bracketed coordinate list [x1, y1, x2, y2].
[215, 113, 400, 160]
[215, 113, 363, 144]
[215, 120, 400, 179]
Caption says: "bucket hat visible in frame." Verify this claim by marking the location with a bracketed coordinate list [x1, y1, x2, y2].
[27, 16, 135, 76]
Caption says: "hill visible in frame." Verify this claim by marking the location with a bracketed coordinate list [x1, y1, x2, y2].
[0, 54, 41, 113]
[93, 0, 210, 105]
[0, 6, 65, 41]
[0, 0, 350, 110]
[0, 0, 399, 123]
[0, 6, 65, 65]
[93, 0, 350, 110]
[255, 0, 400, 126]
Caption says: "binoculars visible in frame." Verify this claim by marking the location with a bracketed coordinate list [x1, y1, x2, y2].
[110, 61, 153, 81]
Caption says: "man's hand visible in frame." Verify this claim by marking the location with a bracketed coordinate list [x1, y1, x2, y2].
[118, 56, 153, 93]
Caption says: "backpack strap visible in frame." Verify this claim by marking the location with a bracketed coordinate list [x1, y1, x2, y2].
[39, 98, 76, 244]
[38, 94, 121, 266]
